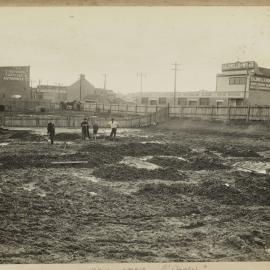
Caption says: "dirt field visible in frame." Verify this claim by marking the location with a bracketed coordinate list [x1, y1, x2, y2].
[0, 119, 270, 263]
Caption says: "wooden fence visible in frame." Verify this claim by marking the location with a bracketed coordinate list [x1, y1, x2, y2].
[1, 104, 270, 128]
[83, 103, 270, 122]
[0, 106, 169, 128]
[169, 106, 270, 121]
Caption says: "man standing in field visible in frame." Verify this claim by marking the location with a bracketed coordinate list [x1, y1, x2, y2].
[47, 122, 55, 145]
[92, 117, 99, 140]
[108, 118, 118, 141]
[81, 118, 90, 140]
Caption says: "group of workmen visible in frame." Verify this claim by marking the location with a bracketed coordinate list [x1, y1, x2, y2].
[47, 118, 118, 145]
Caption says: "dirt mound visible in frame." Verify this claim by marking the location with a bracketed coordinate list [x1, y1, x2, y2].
[137, 182, 196, 195]
[196, 180, 247, 205]
[209, 144, 260, 157]
[9, 130, 43, 141]
[92, 164, 186, 181]
[80, 142, 191, 157]
[54, 132, 81, 140]
[149, 153, 228, 170]
[0, 128, 9, 135]
[234, 173, 270, 205]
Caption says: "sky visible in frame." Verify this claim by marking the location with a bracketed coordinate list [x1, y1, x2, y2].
[0, 7, 270, 94]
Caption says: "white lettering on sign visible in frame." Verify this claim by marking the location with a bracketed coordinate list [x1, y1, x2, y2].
[1, 67, 29, 82]
[222, 61, 256, 71]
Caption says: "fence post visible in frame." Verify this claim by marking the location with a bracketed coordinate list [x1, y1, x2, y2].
[135, 105, 138, 114]
[211, 106, 214, 120]
[103, 104, 105, 113]
[246, 106, 250, 122]
[96, 103, 98, 113]
[228, 106, 231, 121]
[167, 103, 170, 119]
[126, 104, 128, 114]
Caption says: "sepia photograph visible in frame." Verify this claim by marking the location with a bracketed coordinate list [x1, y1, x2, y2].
[0, 3, 269, 267]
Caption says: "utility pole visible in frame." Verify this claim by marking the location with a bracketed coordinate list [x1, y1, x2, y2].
[79, 74, 82, 101]
[103, 73, 107, 90]
[172, 62, 180, 106]
[137, 72, 146, 93]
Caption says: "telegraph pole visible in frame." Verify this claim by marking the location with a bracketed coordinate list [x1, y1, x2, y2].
[79, 74, 82, 101]
[103, 73, 107, 90]
[172, 62, 180, 106]
[137, 72, 146, 93]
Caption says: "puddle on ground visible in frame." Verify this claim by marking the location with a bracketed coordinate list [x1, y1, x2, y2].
[158, 155, 187, 161]
[119, 156, 160, 170]
[22, 182, 36, 191]
[191, 147, 206, 153]
[140, 140, 167, 144]
[37, 189, 47, 197]
[234, 161, 270, 174]
[22, 183, 47, 197]
[258, 150, 270, 159]
[0, 142, 9, 147]
[89, 192, 98, 196]
[72, 172, 101, 183]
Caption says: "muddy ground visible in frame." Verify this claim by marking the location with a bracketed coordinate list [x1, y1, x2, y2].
[0, 120, 270, 263]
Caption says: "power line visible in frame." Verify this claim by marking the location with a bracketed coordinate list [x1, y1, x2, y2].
[172, 62, 181, 106]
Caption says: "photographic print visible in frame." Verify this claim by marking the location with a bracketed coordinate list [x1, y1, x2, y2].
[0, 2, 269, 267]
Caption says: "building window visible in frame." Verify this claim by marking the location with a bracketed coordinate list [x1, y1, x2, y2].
[141, 97, 149, 105]
[158, 97, 167, 105]
[178, 98, 187, 106]
[188, 100, 197, 106]
[199, 98, 210, 106]
[229, 77, 246, 85]
[150, 100, 157, 105]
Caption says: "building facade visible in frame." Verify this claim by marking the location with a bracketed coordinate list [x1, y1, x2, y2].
[33, 85, 67, 103]
[67, 74, 117, 104]
[134, 61, 270, 107]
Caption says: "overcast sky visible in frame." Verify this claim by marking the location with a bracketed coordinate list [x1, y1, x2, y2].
[0, 7, 270, 93]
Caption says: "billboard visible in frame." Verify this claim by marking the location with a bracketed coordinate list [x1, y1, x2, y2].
[0, 66, 30, 82]
[250, 76, 270, 91]
[222, 61, 257, 72]
[0, 66, 30, 99]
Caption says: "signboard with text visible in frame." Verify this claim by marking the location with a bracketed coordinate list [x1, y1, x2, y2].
[250, 76, 270, 91]
[222, 61, 257, 72]
[0, 66, 30, 82]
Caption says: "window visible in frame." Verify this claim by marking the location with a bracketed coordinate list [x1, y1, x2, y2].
[141, 97, 149, 105]
[199, 98, 210, 106]
[158, 97, 167, 105]
[178, 98, 187, 106]
[150, 100, 157, 105]
[229, 77, 246, 85]
[188, 100, 197, 106]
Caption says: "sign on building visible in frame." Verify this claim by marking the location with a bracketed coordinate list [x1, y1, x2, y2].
[222, 61, 257, 72]
[250, 76, 270, 90]
[0, 66, 30, 82]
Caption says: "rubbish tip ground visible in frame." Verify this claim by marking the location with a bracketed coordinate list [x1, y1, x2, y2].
[0, 119, 270, 263]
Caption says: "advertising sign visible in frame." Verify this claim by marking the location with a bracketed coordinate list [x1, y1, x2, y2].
[222, 61, 257, 71]
[0, 66, 30, 82]
[250, 76, 270, 90]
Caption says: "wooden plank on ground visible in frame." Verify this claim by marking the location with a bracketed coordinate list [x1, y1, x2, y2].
[50, 161, 88, 164]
